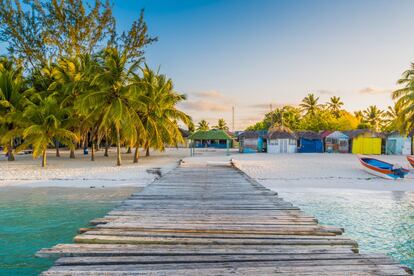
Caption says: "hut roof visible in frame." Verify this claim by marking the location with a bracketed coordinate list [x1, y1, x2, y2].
[319, 130, 332, 139]
[179, 128, 191, 138]
[238, 130, 267, 139]
[189, 129, 232, 140]
[386, 130, 411, 138]
[238, 131, 259, 139]
[267, 125, 296, 139]
[342, 129, 384, 139]
[295, 131, 321, 140]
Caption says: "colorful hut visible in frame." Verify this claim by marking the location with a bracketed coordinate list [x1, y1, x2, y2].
[189, 129, 233, 148]
[385, 131, 412, 155]
[344, 129, 382, 155]
[238, 131, 266, 153]
[325, 131, 349, 153]
[296, 131, 323, 153]
[267, 126, 297, 154]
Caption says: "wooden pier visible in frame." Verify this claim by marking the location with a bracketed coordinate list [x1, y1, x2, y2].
[37, 162, 412, 275]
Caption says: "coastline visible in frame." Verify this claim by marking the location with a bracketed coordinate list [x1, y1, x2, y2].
[0, 148, 188, 188]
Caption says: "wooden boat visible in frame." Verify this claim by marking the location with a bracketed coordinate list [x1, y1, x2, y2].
[358, 156, 409, 179]
[407, 156, 414, 168]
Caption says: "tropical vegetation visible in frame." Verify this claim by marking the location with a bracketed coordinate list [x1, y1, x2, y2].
[247, 93, 405, 134]
[0, 0, 191, 167]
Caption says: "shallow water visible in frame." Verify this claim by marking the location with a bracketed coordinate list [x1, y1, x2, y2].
[274, 187, 414, 270]
[0, 187, 135, 275]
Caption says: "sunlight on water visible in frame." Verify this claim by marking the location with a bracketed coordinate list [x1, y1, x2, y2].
[275, 188, 414, 270]
[0, 187, 135, 275]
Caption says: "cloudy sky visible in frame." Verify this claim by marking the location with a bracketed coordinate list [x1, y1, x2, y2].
[3, 0, 414, 130]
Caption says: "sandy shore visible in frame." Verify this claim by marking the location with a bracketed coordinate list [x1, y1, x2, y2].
[2, 147, 414, 191]
[185, 151, 414, 191]
[0, 148, 189, 188]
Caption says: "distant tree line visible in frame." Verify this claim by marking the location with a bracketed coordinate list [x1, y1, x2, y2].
[246, 90, 412, 134]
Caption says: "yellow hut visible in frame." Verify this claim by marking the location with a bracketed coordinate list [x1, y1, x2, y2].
[344, 129, 382, 155]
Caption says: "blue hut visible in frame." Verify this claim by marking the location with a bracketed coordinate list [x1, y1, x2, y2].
[385, 131, 412, 155]
[238, 131, 266, 153]
[296, 131, 323, 153]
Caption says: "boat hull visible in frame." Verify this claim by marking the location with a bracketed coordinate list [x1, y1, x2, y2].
[358, 157, 408, 180]
[407, 156, 414, 168]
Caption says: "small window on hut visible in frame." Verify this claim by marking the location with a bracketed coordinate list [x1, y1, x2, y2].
[289, 139, 296, 145]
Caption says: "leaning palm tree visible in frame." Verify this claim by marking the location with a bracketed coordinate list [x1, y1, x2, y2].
[76, 47, 143, 166]
[213, 118, 229, 130]
[197, 120, 209, 131]
[300, 93, 322, 115]
[21, 97, 77, 167]
[392, 63, 414, 134]
[327, 96, 344, 117]
[362, 105, 384, 131]
[0, 57, 27, 161]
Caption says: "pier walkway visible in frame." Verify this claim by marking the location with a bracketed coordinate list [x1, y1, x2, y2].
[37, 162, 412, 275]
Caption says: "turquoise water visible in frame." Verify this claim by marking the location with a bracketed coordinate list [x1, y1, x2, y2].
[1, 186, 413, 275]
[0, 187, 135, 275]
[276, 188, 414, 270]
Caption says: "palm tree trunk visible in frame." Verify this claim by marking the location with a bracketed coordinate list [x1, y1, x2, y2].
[42, 149, 47, 167]
[96, 137, 101, 151]
[55, 141, 60, 157]
[91, 141, 95, 161]
[104, 139, 109, 157]
[69, 148, 75, 159]
[145, 147, 150, 157]
[7, 144, 15, 161]
[133, 145, 139, 163]
[116, 127, 121, 166]
[126, 147, 131, 154]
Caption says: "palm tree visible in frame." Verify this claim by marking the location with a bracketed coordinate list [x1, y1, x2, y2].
[0, 57, 27, 161]
[76, 47, 143, 166]
[136, 65, 191, 160]
[300, 93, 322, 115]
[21, 97, 77, 167]
[51, 54, 97, 159]
[362, 105, 384, 131]
[213, 118, 228, 130]
[392, 63, 414, 134]
[385, 105, 406, 133]
[197, 120, 209, 131]
[327, 96, 344, 117]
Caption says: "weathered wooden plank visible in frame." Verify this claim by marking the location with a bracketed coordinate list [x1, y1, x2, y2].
[36, 243, 357, 258]
[73, 234, 358, 247]
[53, 253, 394, 266]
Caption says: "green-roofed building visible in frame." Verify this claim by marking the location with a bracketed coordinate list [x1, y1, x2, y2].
[189, 129, 233, 149]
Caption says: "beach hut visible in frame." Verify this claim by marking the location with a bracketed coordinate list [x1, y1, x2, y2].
[189, 129, 233, 149]
[267, 126, 297, 154]
[325, 131, 349, 153]
[296, 131, 323, 153]
[238, 131, 266, 153]
[176, 128, 191, 148]
[344, 129, 382, 155]
[385, 131, 412, 155]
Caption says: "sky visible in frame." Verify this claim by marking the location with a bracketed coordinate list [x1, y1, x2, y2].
[3, 0, 414, 130]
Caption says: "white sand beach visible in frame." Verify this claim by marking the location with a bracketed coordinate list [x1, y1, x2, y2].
[2, 148, 414, 191]
[0, 148, 189, 188]
[185, 151, 414, 192]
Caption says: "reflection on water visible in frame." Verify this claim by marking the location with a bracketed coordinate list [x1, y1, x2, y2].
[0, 187, 135, 275]
[274, 188, 414, 269]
